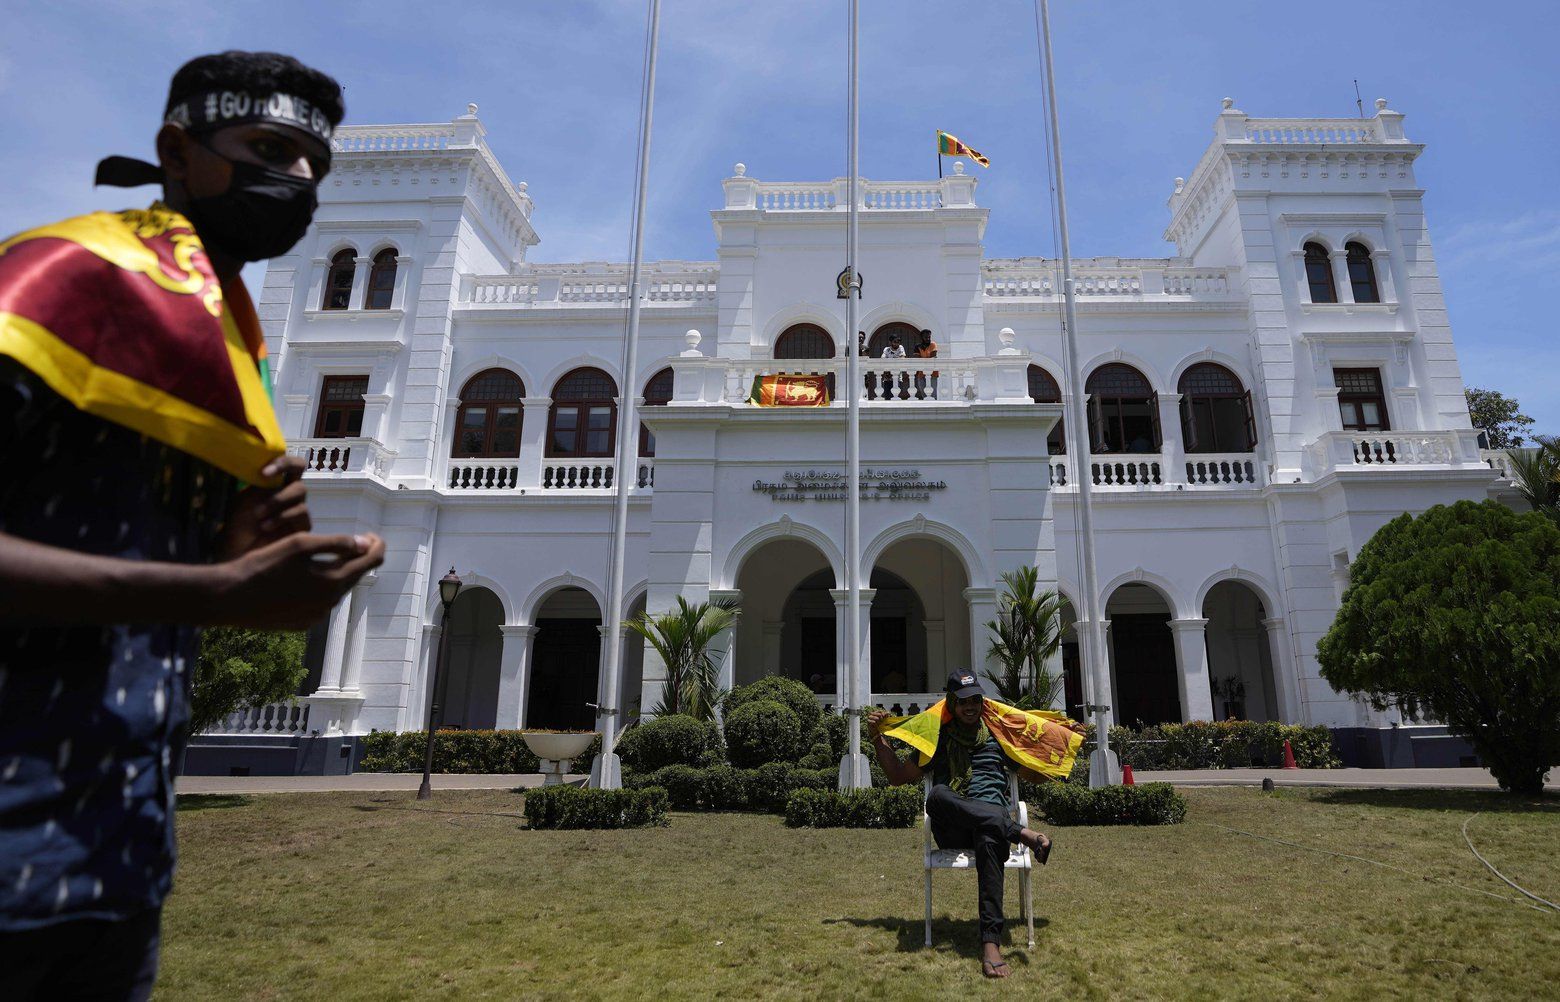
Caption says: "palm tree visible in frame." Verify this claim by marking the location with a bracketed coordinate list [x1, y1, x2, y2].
[627, 596, 740, 722]
[983, 566, 1065, 710]
[1506, 435, 1560, 521]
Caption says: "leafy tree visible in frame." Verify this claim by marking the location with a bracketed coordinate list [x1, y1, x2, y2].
[190, 627, 308, 734]
[1317, 501, 1560, 795]
[1505, 435, 1560, 522]
[629, 596, 739, 722]
[983, 566, 1064, 710]
[1465, 386, 1535, 449]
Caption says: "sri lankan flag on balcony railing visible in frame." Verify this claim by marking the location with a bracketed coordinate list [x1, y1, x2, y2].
[875, 697, 1084, 782]
[0, 205, 287, 486]
[748, 373, 830, 406]
[937, 131, 990, 168]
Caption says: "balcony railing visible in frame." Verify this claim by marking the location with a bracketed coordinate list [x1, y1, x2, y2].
[461, 267, 719, 308]
[1185, 455, 1262, 487]
[202, 700, 309, 736]
[442, 458, 655, 493]
[287, 437, 396, 478]
[816, 692, 943, 716]
[982, 262, 1236, 301]
[681, 357, 989, 406]
[1047, 453, 1263, 491]
[1307, 430, 1481, 476]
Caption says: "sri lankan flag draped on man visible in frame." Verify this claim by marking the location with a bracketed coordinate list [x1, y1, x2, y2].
[877, 697, 1084, 782]
[0, 204, 287, 486]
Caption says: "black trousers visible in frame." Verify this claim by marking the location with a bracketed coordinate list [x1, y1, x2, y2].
[927, 784, 1023, 944]
[0, 907, 161, 1001]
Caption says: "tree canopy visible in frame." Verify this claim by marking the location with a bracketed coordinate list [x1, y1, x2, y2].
[1317, 501, 1559, 794]
[1465, 386, 1535, 450]
[191, 627, 308, 735]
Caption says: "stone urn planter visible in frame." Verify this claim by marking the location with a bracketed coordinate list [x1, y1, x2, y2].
[521, 730, 598, 786]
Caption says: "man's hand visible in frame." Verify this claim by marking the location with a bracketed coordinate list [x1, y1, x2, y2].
[866, 708, 892, 739]
[219, 454, 311, 559]
[210, 531, 385, 629]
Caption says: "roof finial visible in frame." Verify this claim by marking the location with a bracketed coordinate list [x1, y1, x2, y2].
[467, 102, 479, 116]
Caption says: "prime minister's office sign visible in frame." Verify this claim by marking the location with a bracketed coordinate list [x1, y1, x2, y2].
[752, 468, 948, 503]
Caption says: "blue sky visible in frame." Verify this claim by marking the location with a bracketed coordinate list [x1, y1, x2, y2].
[2, 0, 1554, 433]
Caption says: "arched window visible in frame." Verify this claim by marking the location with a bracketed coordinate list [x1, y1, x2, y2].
[322, 249, 356, 310]
[548, 367, 617, 458]
[638, 367, 674, 457]
[1303, 242, 1337, 303]
[1085, 363, 1159, 453]
[1178, 363, 1256, 453]
[452, 369, 524, 457]
[1027, 364, 1066, 455]
[364, 248, 398, 310]
[866, 322, 919, 359]
[1345, 242, 1379, 304]
[773, 324, 835, 359]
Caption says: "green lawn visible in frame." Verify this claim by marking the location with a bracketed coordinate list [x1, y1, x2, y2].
[159, 786, 1559, 1000]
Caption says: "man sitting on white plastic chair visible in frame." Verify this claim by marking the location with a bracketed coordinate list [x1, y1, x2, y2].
[867, 670, 1053, 980]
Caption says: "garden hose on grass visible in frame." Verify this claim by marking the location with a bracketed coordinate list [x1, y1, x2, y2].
[1195, 820, 1555, 916]
[1461, 812, 1560, 913]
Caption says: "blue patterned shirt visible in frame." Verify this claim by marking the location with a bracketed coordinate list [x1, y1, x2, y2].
[0, 359, 232, 929]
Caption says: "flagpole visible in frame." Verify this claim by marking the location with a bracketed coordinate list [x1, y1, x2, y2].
[840, 0, 869, 791]
[594, 0, 661, 790]
[936, 131, 943, 179]
[1037, 0, 1118, 786]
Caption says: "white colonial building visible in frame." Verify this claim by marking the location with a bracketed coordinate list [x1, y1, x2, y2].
[215, 97, 1516, 770]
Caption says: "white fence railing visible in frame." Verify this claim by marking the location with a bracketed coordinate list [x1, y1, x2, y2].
[448, 459, 521, 490]
[1185, 455, 1262, 487]
[701, 358, 982, 405]
[1241, 118, 1382, 144]
[287, 438, 396, 479]
[204, 700, 309, 736]
[331, 123, 455, 152]
[816, 692, 944, 716]
[460, 269, 720, 308]
[1307, 431, 1479, 475]
[982, 264, 1234, 300]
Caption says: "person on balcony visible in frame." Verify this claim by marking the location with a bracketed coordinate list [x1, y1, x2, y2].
[914, 328, 939, 399]
[879, 332, 908, 359]
[868, 670, 1084, 979]
[0, 51, 384, 1000]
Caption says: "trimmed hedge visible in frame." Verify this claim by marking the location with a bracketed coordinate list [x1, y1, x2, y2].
[1028, 781, 1186, 826]
[784, 787, 922, 828]
[723, 700, 806, 767]
[1108, 721, 1340, 771]
[624, 762, 841, 812]
[615, 715, 723, 773]
[723, 676, 822, 734]
[359, 730, 601, 774]
[523, 785, 669, 829]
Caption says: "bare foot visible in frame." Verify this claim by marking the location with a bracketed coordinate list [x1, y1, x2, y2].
[1019, 827, 1052, 864]
[981, 942, 1010, 978]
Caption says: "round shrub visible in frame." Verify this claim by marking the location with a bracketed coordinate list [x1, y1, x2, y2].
[723, 676, 822, 734]
[723, 699, 805, 767]
[616, 714, 718, 773]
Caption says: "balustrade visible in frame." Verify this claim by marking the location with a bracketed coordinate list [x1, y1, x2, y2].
[541, 462, 615, 490]
[203, 700, 309, 736]
[288, 438, 395, 478]
[1091, 458, 1163, 487]
[1185, 455, 1262, 487]
[982, 264, 1234, 300]
[331, 124, 455, 152]
[1241, 118, 1380, 144]
[1307, 430, 1472, 475]
[448, 460, 521, 490]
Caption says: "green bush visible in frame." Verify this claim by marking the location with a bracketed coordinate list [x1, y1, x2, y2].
[358, 730, 603, 774]
[723, 676, 822, 734]
[1104, 721, 1339, 771]
[1028, 781, 1186, 826]
[624, 763, 838, 813]
[783, 786, 921, 828]
[615, 715, 721, 773]
[723, 699, 805, 767]
[523, 785, 669, 829]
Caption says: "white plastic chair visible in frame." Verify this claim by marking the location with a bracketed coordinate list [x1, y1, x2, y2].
[922, 775, 1034, 948]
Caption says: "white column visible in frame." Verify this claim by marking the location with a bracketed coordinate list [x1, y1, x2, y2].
[495, 625, 538, 730]
[518, 396, 551, 489]
[708, 589, 742, 695]
[1330, 249, 1353, 304]
[831, 588, 875, 708]
[1071, 617, 1115, 727]
[410, 623, 442, 730]
[1169, 617, 1216, 722]
[338, 573, 376, 694]
[314, 593, 352, 693]
[1158, 391, 1183, 483]
[761, 621, 783, 677]
[348, 256, 370, 310]
[1261, 616, 1302, 724]
[962, 587, 998, 678]
[391, 254, 414, 311]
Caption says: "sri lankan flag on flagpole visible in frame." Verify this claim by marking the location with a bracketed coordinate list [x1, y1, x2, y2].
[749, 373, 831, 406]
[875, 697, 1084, 782]
[0, 204, 288, 487]
[937, 130, 990, 168]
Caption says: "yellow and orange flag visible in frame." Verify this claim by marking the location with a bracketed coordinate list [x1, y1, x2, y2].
[937, 131, 990, 168]
[877, 697, 1083, 782]
[748, 373, 830, 407]
[0, 205, 286, 486]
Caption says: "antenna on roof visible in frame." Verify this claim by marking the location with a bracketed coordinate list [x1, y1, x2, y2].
[1353, 79, 1365, 118]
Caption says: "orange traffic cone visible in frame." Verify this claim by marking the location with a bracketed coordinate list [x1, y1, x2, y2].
[1281, 739, 1299, 770]
[1122, 763, 1135, 785]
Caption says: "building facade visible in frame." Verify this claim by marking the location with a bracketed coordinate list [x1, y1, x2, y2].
[215, 98, 1514, 765]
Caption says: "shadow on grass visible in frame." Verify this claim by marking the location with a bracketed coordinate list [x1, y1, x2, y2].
[825, 916, 1051, 959]
[1310, 788, 1559, 814]
[176, 794, 252, 812]
[348, 800, 526, 822]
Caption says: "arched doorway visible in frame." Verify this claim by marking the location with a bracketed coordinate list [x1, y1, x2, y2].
[1202, 581, 1279, 722]
[870, 537, 970, 695]
[527, 587, 602, 730]
[1106, 583, 1180, 726]
[1058, 596, 1083, 719]
[732, 537, 835, 690]
[438, 587, 503, 729]
[622, 593, 646, 720]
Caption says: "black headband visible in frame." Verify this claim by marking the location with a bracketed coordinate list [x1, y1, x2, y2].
[165, 89, 335, 147]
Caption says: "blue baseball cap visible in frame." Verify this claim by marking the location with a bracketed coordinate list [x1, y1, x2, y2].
[945, 669, 983, 699]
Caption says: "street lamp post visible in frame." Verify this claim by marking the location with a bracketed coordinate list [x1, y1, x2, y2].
[417, 567, 464, 801]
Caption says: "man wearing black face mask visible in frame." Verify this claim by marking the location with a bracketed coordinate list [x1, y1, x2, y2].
[0, 52, 383, 1000]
